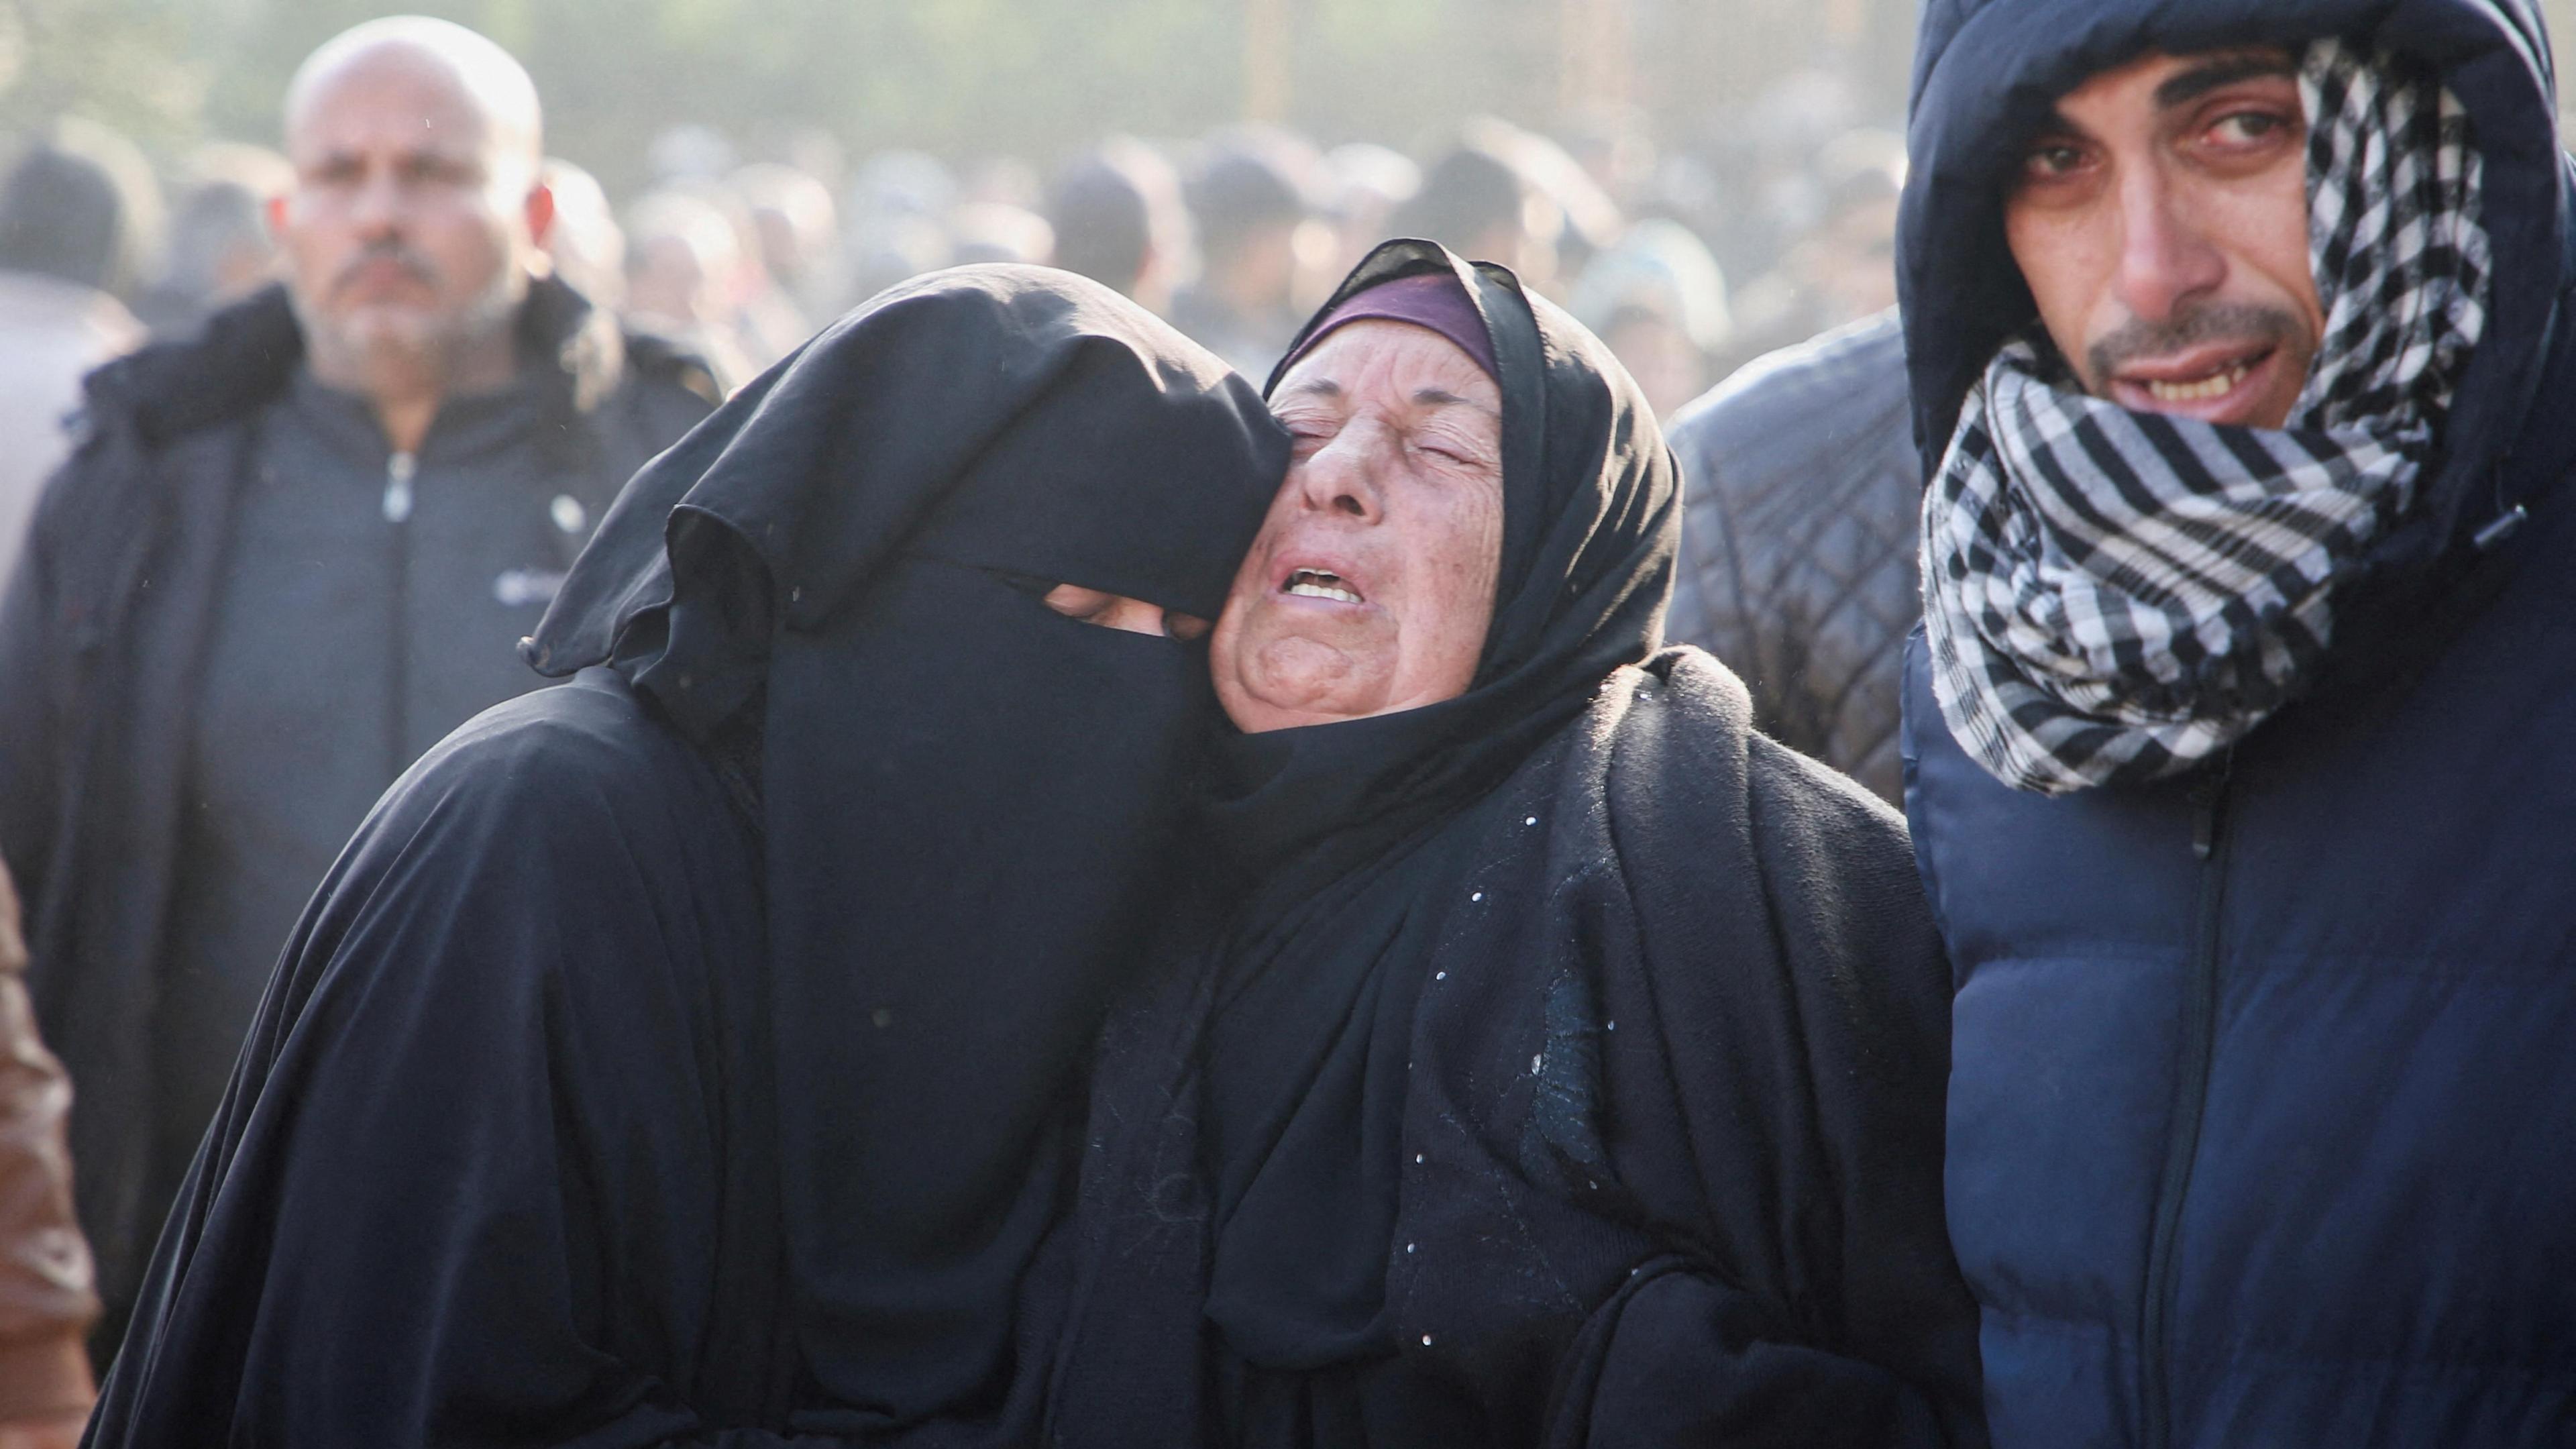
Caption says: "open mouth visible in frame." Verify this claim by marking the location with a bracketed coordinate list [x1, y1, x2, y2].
[1282, 568, 1364, 604]
[2137, 356, 2258, 403]
[2143, 363, 2251, 402]
[2106, 341, 2284, 424]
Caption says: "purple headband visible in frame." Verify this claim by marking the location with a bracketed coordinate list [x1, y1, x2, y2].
[1277, 271, 1499, 383]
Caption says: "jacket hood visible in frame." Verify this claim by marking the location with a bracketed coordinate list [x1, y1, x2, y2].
[74, 271, 696, 449]
[1898, 0, 2569, 561]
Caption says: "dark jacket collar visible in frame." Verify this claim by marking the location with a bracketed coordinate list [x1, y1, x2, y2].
[1897, 0, 2569, 561]
[78, 270, 629, 449]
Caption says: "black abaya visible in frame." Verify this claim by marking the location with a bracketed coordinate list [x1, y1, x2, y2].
[1041, 244, 1984, 1446]
[87, 265, 1288, 1446]
[92, 672, 787, 1446]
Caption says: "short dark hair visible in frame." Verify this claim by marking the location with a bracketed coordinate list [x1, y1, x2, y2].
[1188, 148, 1305, 260]
[166, 178, 274, 292]
[1049, 156, 1153, 294]
[0, 142, 131, 292]
[1389, 145, 1529, 256]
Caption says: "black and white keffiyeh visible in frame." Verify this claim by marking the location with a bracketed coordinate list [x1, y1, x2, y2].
[1921, 38, 2490, 796]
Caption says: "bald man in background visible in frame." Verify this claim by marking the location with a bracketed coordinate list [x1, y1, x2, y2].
[0, 15, 717, 1353]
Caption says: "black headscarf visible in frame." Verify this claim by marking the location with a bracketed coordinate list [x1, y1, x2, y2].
[1197, 240, 1678, 1373]
[525, 264, 1286, 1430]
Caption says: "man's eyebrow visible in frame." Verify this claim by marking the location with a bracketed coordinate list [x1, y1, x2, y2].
[2155, 50, 2298, 108]
[2028, 109, 2087, 147]
[1280, 378, 1341, 400]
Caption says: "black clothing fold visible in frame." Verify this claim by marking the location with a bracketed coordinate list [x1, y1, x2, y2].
[1051, 653, 1986, 1448]
[88, 264, 1287, 1444]
[1044, 241, 1981, 1445]
[89, 672, 787, 1448]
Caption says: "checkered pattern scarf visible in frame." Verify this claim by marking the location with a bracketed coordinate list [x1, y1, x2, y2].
[1921, 39, 2490, 796]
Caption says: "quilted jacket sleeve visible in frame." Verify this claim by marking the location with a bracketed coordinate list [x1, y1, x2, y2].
[1662, 312, 1923, 804]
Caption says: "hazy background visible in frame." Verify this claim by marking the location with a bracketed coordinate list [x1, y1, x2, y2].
[4, 0, 2570, 421]
[13, 0, 2575, 183]
[7, 0, 1918, 189]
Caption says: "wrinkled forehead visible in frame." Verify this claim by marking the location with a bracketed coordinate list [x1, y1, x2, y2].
[1271, 319, 1503, 418]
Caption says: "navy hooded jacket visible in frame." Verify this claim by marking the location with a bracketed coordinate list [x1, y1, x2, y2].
[1898, 2, 2576, 1446]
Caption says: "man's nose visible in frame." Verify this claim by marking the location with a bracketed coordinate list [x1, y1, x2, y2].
[2110, 163, 2226, 324]
[347, 168, 409, 238]
[1291, 427, 1386, 522]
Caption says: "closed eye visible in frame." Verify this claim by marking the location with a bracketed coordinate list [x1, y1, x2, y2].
[1416, 431, 1496, 470]
[1276, 417, 1338, 450]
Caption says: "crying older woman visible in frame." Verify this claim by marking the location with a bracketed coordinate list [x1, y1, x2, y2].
[1045, 239, 1985, 1448]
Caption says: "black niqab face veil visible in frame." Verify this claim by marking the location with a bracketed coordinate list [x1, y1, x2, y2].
[525, 264, 1286, 1429]
[1197, 241, 1679, 1375]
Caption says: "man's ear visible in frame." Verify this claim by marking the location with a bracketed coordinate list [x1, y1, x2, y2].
[524, 180, 557, 250]
[266, 192, 290, 245]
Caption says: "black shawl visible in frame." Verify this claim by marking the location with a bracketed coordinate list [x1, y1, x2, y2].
[1195, 240, 1674, 1366]
[1043, 243, 1982, 1446]
[87, 265, 1287, 1445]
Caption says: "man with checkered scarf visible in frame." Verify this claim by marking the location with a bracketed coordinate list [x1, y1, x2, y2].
[1896, 0, 2576, 1443]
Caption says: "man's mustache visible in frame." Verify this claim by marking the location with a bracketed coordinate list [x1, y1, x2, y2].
[331, 240, 440, 297]
[2086, 303, 2302, 380]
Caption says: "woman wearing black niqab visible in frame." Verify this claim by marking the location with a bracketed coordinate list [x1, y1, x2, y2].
[87, 266, 1287, 1447]
[1042, 241, 1985, 1446]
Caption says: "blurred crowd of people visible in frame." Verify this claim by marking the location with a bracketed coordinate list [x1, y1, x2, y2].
[0, 48, 1911, 1436]
[0, 79, 1911, 586]
[583, 95, 1904, 415]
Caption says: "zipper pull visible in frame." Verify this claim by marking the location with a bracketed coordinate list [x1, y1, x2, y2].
[2473, 503, 2528, 551]
[382, 450, 417, 524]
